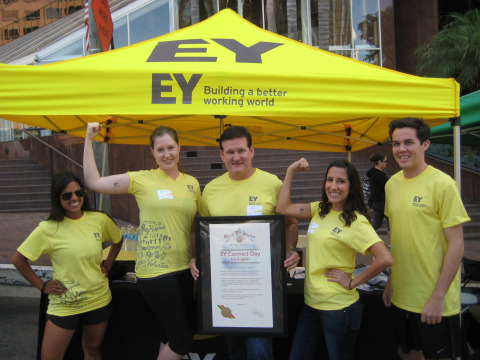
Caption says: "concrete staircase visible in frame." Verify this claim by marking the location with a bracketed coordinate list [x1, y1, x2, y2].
[0, 158, 51, 213]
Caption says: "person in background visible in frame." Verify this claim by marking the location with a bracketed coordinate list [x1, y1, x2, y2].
[83, 123, 201, 360]
[190, 125, 300, 360]
[366, 153, 389, 230]
[382, 118, 470, 360]
[12, 172, 123, 360]
[276, 158, 393, 360]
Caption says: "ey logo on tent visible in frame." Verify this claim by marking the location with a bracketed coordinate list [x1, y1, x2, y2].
[148, 39, 283, 105]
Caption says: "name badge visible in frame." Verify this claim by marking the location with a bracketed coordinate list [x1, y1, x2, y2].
[157, 190, 173, 199]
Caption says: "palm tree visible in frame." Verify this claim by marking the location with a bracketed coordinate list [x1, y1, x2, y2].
[415, 9, 480, 95]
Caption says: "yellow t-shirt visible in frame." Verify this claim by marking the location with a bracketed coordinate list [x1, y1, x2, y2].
[305, 202, 382, 310]
[18, 211, 122, 316]
[385, 166, 470, 316]
[128, 169, 201, 278]
[200, 169, 282, 216]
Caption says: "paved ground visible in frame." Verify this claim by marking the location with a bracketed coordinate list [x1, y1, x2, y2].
[0, 285, 40, 360]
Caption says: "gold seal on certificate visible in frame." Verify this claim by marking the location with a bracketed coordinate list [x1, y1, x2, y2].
[219, 306, 234, 318]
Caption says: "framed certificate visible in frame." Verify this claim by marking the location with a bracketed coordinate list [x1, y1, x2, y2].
[195, 215, 287, 336]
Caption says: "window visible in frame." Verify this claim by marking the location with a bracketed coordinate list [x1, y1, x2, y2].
[25, 10, 40, 21]
[129, 0, 170, 45]
[310, 0, 381, 65]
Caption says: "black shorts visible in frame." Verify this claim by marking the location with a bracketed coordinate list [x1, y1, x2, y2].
[392, 304, 460, 359]
[47, 302, 113, 330]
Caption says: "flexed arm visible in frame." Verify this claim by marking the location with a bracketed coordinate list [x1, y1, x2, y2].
[276, 158, 312, 220]
[83, 122, 130, 194]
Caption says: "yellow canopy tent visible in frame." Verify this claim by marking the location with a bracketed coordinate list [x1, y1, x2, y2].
[0, 9, 460, 152]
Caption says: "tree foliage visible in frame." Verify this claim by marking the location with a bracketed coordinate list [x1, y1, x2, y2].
[415, 9, 480, 95]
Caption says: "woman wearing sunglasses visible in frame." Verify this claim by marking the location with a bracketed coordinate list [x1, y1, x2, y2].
[12, 171, 123, 359]
[83, 122, 201, 360]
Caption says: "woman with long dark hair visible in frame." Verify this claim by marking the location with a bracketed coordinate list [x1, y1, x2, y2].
[366, 153, 389, 230]
[83, 122, 200, 360]
[12, 172, 123, 359]
[276, 159, 393, 360]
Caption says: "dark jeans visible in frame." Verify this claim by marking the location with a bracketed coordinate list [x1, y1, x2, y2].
[370, 202, 388, 231]
[289, 301, 363, 360]
[227, 336, 273, 360]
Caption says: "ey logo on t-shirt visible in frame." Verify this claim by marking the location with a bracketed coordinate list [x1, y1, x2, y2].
[330, 227, 342, 239]
[247, 195, 263, 216]
[412, 196, 425, 208]
[157, 190, 173, 199]
[94, 232, 101, 241]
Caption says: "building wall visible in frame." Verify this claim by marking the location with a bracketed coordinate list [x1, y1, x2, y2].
[393, 0, 438, 74]
[0, 0, 57, 28]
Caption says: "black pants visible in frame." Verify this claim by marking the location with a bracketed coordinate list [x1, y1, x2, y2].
[370, 202, 388, 231]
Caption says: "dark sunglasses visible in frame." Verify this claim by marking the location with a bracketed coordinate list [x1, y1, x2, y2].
[61, 188, 86, 201]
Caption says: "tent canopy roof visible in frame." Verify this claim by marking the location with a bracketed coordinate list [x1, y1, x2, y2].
[430, 89, 480, 146]
[0, 9, 460, 152]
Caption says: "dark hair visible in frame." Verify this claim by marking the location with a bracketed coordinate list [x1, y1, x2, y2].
[47, 172, 91, 222]
[370, 153, 386, 165]
[149, 126, 184, 173]
[219, 126, 252, 151]
[319, 161, 368, 226]
[388, 117, 430, 144]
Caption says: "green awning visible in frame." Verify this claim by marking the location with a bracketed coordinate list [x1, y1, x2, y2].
[430, 90, 480, 146]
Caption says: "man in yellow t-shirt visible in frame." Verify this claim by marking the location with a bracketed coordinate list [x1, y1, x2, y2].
[383, 118, 470, 360]
[190, 126, 299, 360]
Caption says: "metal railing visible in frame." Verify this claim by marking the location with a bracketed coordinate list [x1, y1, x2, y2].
[21, 129, 83, 169]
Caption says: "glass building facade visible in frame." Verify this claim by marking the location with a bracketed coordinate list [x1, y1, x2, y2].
[36, 0, 387, 66]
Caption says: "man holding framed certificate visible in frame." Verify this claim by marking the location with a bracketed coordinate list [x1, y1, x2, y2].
[190, 126, 299, 360]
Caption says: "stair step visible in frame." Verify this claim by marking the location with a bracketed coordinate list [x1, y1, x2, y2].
[0, 184, 50, 194]
[0, 192, 50, 202]
[1, 171, 50, 180]
[0, 164, 46, 172]
[0, 177, 51, 187]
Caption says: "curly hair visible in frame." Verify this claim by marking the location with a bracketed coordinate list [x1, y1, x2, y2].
[319, 161, 368, 226]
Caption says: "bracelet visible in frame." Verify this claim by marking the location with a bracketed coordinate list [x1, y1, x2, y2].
[349, 279, 353, 290]
[41, 280, 50, 294]
[287, 246, 296, 250]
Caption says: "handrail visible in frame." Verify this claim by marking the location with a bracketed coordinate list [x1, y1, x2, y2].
[426, 151, 480, 173]
[22, 129, 83, 169]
